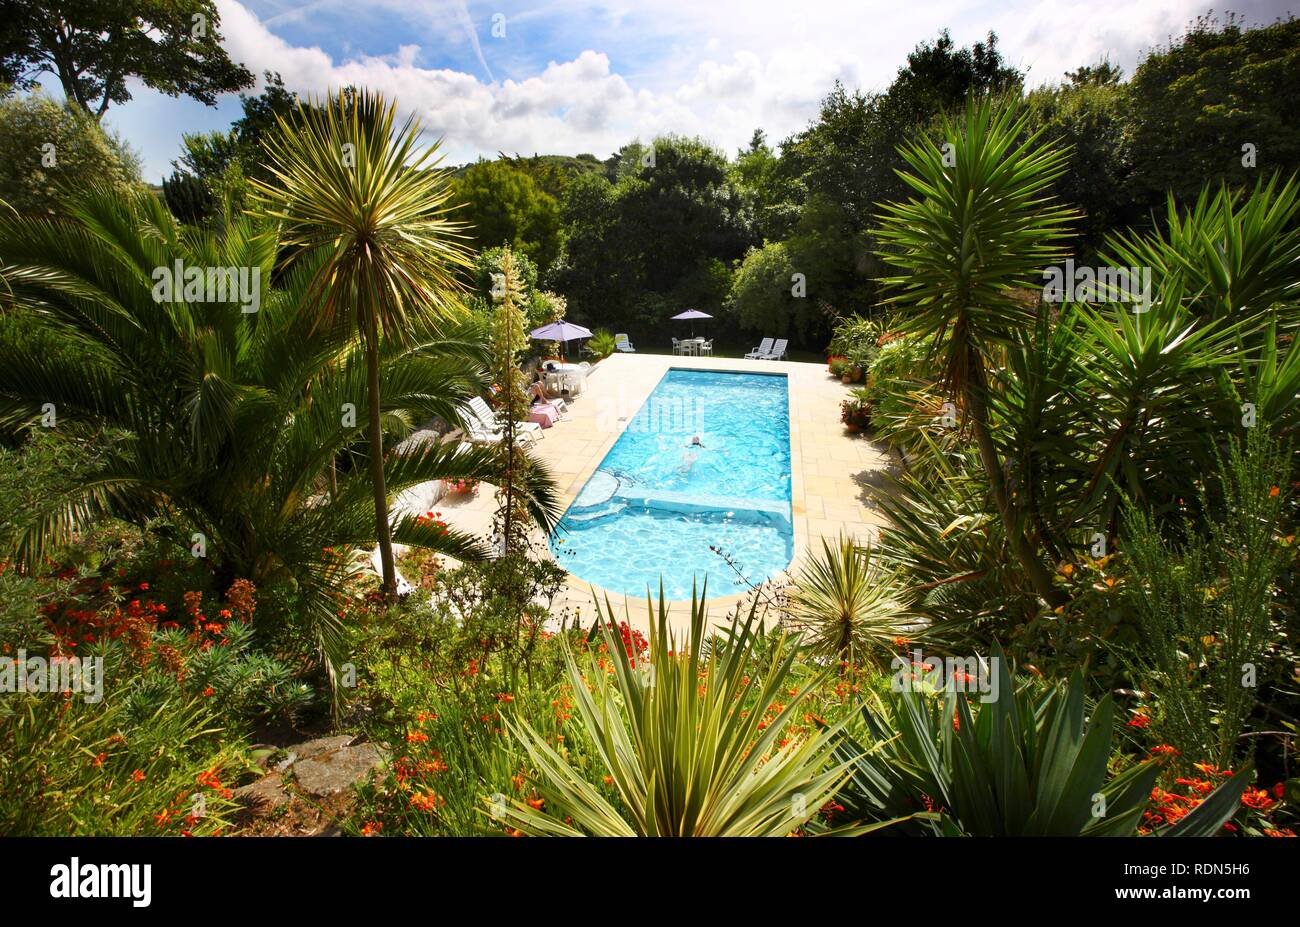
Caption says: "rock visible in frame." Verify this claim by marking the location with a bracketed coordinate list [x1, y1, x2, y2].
[290, 734, 356, 759]
[291, 742, 387, 798]
[234, 774, 290, 810]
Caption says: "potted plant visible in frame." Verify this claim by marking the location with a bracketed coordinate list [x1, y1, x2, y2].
[840, 393, 873, 433]
[443, 478, 479, 496]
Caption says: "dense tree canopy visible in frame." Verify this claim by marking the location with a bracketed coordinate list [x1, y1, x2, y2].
[0, 0, 252, 119]
[453, 160, 564, 274]
[0, 89, 141, 214]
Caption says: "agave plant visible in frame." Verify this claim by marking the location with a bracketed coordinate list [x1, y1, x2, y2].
[875, 95, 1077, 606]
[249, 88, 475, 599]
[496, 586, 863, 836]
[784, 534, 919, 668]
[0, 187, 561, 694]
[831, 644, 1252, 836]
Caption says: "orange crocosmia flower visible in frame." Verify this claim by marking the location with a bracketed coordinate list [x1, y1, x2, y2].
[131, 769, 146, 783]
[1270, 485, 1280, 497]
[1058, 563, 1074, 577]
[527, 797, 544, 810]
[202, 686, 215, 697]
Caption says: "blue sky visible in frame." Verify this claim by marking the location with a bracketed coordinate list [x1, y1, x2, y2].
[45, 0, 1290, 181]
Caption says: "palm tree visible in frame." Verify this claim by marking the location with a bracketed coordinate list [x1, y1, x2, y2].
[876, 97, 1077, 605]
[0, 187, 562, 694]
[249, 89, 474, 599]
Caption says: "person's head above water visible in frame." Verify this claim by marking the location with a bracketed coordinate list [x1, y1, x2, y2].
[690, 434, 703, 447]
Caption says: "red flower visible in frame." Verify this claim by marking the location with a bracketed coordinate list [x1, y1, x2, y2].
[1127, 713, 1151, 729]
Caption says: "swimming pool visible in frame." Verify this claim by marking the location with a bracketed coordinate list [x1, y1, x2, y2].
[552, 368, 793, 599]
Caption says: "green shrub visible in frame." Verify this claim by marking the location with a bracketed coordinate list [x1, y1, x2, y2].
[1114, 430, 1293, 770]
[584, 329, 618, 360]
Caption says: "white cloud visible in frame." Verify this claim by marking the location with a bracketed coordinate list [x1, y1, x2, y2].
[126, 0, 1270, 177]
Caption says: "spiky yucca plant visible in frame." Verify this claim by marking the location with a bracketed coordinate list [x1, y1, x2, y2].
[785, 534, 918, 668]
[876, 96, 1077, 605]
[497, 587, 864, 836]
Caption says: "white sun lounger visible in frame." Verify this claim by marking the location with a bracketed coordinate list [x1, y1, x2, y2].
[745, 337, 774, 359]
[758, 338, 788, 360]
[469, 396, 543, 440]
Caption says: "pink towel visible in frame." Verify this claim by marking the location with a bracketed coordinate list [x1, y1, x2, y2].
[529, 405, 559, 428]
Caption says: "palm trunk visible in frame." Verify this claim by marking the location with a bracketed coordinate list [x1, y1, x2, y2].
[364, 315, 397, 599]
[963, 346, 1064, 607]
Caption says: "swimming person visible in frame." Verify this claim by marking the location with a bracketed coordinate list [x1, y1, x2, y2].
[688, 434, 704, 448]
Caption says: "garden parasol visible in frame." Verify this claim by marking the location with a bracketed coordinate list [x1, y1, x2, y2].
[529, 319, 593, 361]
[671, 308, 713, 338]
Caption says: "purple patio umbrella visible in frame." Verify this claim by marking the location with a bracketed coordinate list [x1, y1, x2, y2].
[529, 319, 593, 360]
[671, 308, 713, 338]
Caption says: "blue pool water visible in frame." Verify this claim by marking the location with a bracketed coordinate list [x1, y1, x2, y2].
[552, 369, 793, 599]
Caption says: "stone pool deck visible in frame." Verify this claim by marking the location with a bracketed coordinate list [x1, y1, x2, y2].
[417, 352, 894, 632]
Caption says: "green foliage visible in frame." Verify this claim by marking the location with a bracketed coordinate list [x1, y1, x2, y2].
[0, 187, 561, 695]
[726, 241, 801, 337]
[1124, 13, 1300, 213]
[1103, 173, 1300, 323]
[877, 94, 1076, 605]
[252, 88, 481, 606]
[453, 160, 563, 273]
[0, 673, 244, 835]
[784, 535, 917, 668]
[1115, 431, 1293, 769]
[0, 0, 253, 117]
[0, 90, 142, 215]
[826, 313, 883, 369]
[556, 135, 753, 339]
[583, 329, 617, 360]
[1023, 79, 1132, 249]
[833, 647, 1252, 835]
[162, 73, 301, 225]
[499, 589, 856, 836]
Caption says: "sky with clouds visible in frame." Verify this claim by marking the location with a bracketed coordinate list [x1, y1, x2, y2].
[73, 0, 1293, 181]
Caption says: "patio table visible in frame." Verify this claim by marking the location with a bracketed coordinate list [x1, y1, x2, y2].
[542, 362, 586, 396]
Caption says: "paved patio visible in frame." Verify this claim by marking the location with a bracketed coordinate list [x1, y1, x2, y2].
[400, 352, 894, 630]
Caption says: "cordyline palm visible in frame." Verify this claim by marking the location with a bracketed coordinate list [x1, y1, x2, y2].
[249, 88, 473, 599]
[0, 187, 561, 697]
[498, 587, 867, 836]
[876, 97, 1076, 606]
